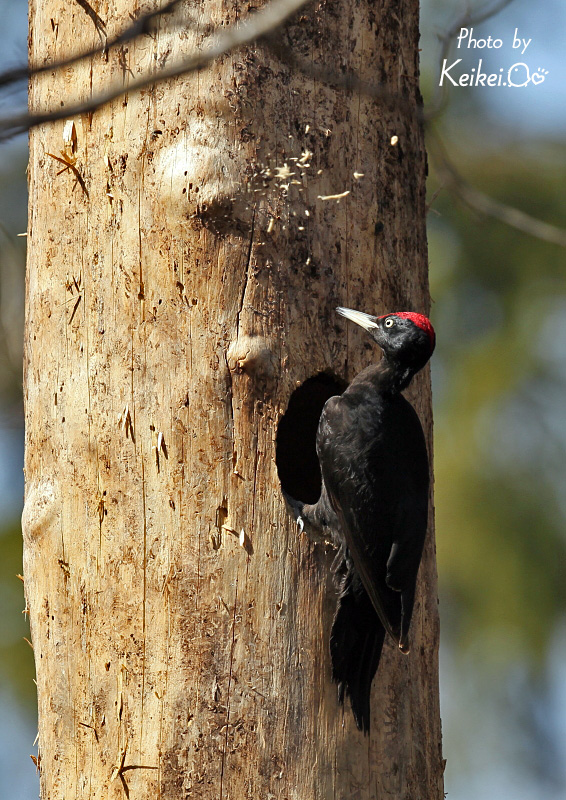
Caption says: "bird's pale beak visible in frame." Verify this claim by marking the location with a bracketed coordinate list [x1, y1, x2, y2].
[336, 307, 378, 331]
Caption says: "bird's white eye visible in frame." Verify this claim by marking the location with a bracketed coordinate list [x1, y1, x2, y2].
[384, 317, 395, 328]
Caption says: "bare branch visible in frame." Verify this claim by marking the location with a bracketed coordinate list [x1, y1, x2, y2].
[422, 0, 566, 249]
[0, 0, 515, 139]
[430, 134, 566, 248]
[8, 0, 561, 253]
[1, 0, 311, 141]
[0, 0, 185, 91]
[425, 0, 517, 120]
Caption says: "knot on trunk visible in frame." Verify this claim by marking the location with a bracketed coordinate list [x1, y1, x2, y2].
[21, 479, 59, 542]
[227, 334, 276, 382]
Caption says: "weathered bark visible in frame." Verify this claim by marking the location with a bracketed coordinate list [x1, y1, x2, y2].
[24, 0, 443, 798]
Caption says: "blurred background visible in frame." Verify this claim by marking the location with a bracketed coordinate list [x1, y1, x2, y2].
[0, 0, 564, 797]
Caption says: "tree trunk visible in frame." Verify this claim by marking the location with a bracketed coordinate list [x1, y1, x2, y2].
[23, 0, 443, 798]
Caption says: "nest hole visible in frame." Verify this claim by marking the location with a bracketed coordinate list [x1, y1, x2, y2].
[276, 372, 347, 504]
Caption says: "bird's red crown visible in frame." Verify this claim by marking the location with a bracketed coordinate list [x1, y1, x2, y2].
[381, 312, 436, 351]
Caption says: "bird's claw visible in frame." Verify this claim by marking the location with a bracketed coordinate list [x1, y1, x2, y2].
[297, 516, 305, 534]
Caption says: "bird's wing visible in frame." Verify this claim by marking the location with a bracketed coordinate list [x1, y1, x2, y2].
[328, 487, 401, 641]
[317, 394, 429, 644]
[384, 487, 428, 592]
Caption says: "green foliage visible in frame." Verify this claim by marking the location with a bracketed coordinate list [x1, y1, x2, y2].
[0, 522, 36, 708]
[428, 143, 566, 665]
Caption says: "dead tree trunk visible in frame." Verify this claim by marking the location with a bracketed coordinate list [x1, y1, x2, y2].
[23, 0, 443, 797]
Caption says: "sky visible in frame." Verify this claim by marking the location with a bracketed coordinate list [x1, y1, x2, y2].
[420, 0, 566, 137]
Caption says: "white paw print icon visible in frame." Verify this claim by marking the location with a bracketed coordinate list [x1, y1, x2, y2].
[531, 68, 549, 85]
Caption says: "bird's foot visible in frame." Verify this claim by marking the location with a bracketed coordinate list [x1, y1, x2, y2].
[300, 520, 327, 545]
[282, 490, 326, 543]
[398, 636, 410, 655]
[295, 513, 324, 543]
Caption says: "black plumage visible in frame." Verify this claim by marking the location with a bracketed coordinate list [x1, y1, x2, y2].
[285, 307, 435, 732]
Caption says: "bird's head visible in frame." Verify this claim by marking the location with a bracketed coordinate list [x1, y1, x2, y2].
[336, 307, 435, 373]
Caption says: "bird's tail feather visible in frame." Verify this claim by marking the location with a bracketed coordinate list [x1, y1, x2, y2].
[330, 570, 386, 733]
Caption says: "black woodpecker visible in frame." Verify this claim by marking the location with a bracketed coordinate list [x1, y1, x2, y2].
[284, 307, 436, 733]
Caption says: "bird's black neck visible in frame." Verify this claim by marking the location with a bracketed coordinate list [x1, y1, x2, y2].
[349, 357, 416, 397]
[378, 357, 416, 394]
